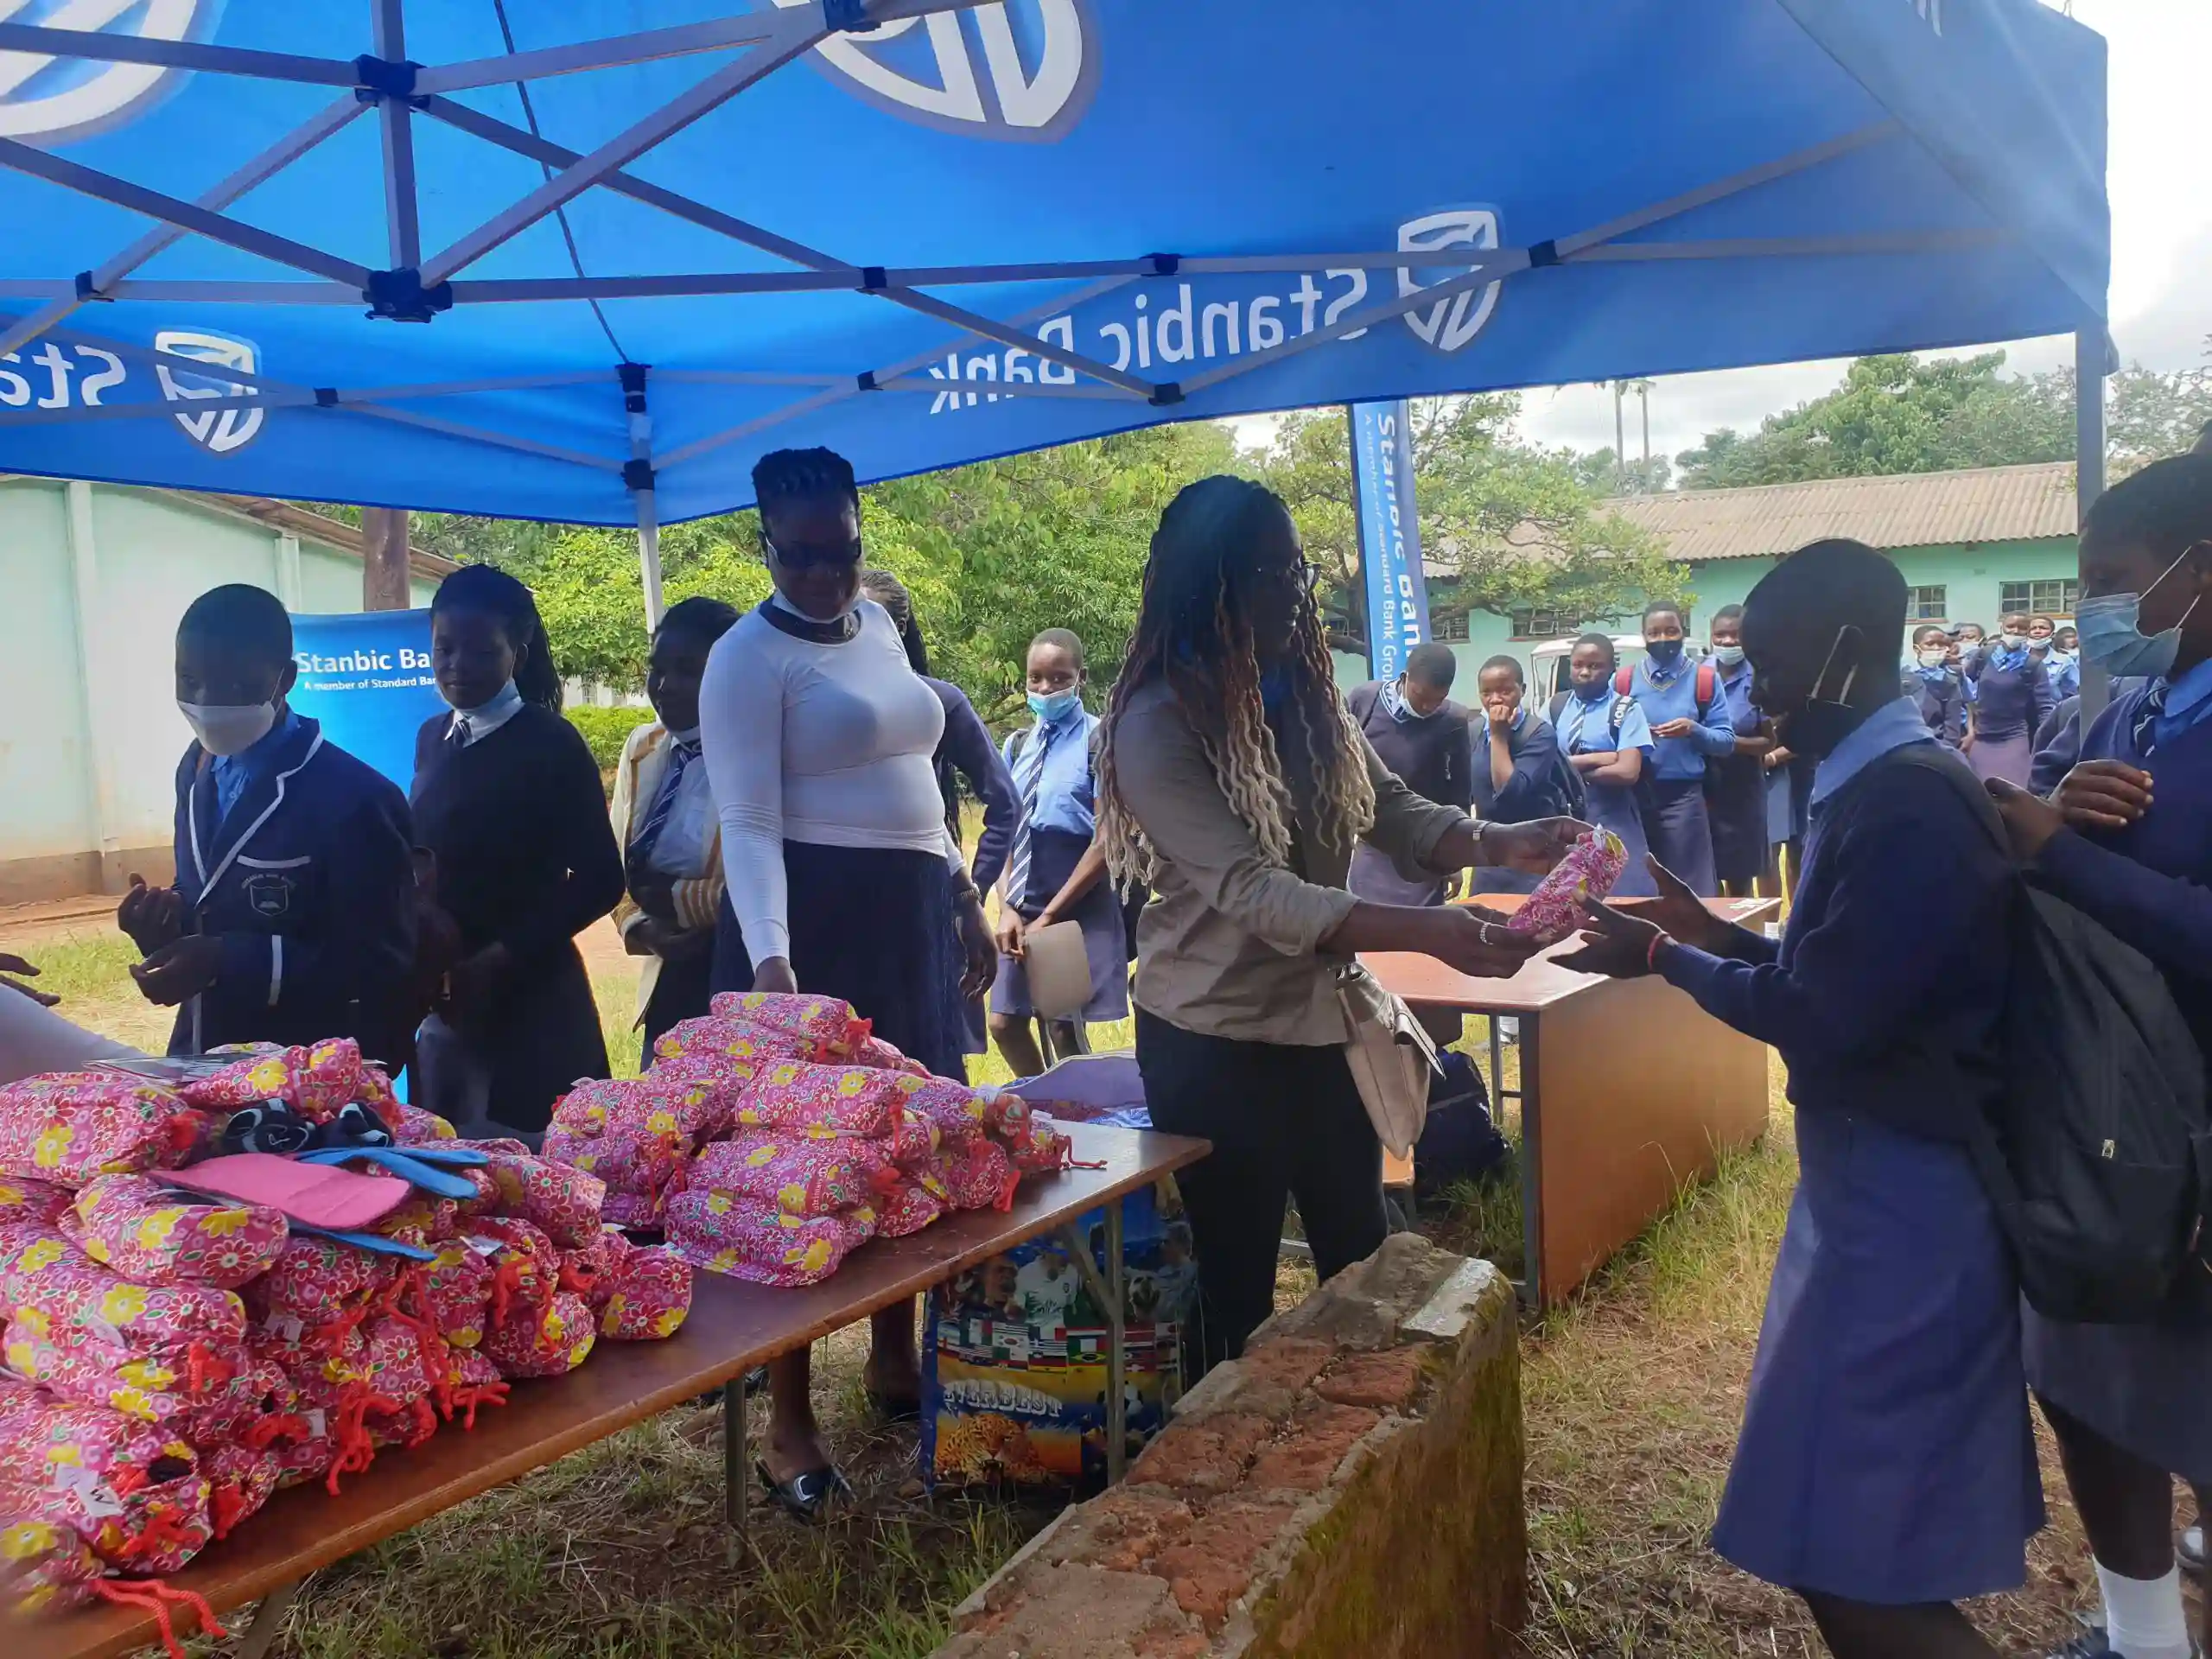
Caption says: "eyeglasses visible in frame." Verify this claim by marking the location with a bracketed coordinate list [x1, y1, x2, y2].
[763, 535, 863, 571]
[1236, 558, 1319, 595]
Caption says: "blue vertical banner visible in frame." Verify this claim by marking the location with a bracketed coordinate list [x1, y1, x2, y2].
[1350, 399, 1430, 681]
[287, 610, 446, 791]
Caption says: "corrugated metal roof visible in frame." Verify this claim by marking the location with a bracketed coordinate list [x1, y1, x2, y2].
[1600, 461, 2077, 563]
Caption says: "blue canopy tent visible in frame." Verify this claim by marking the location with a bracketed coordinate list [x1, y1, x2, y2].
[0, 0, 2107, 626]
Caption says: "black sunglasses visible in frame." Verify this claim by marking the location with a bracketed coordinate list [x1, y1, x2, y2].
[763, 535, 863, 571]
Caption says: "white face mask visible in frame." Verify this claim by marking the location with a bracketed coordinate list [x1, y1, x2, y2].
[179, 700, 277, 758]
[1999, 632, 2030, 652]
[1916, 648, 1949, 670]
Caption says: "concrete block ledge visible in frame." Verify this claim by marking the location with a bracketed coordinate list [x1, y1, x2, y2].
[934, 1235, 1526, 1659]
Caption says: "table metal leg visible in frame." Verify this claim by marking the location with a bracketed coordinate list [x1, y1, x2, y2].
[232, 1576, 303, 1659]
[1517, 1015, 1543, 1307]
[1103, 1197, 1127, 1486]
[1059, 1197, 1129, 1486]
[722, 1375, 749, 1542]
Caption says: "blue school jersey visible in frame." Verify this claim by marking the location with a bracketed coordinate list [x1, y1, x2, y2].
[2039, 670, 2212, 1062]
[1656, 706, 2040, 1602]
[171, 716, 416, 1062]
[1624, 657, 1736, 781]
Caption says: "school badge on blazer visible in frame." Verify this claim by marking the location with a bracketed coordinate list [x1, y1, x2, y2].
[243, 873, 293, 919]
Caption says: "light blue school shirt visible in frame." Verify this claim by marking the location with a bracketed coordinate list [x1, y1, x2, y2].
[1555, 688, 1655, 757]
[1808, 697, 1936, 814]
[1626, 655, 1738, 782]
[1001, 702, 1098, 838]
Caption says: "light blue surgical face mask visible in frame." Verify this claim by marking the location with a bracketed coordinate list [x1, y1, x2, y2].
[1711, 645, 1745, 667]
[1027, 688, 1081, 723]
[2077, 543, 2207, 680]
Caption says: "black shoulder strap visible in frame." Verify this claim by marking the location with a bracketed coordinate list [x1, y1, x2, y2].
[1871, 743, 2012, 857]
[1546, 691, 1568, 725]
[1610, 694, 1634, 739]
[1007, 726, 1027, 768]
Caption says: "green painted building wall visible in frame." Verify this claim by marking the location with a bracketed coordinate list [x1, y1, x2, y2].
[0, 478, 441, 903]
[1333, 534, 2081, 692]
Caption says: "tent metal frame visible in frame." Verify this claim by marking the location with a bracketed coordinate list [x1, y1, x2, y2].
[0, 2, 2109, 623]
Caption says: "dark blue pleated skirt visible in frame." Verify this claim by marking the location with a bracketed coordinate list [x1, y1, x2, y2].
[711, 840, 966, 1082]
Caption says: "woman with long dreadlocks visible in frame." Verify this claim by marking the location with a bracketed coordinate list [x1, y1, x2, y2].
[1097, 475, 1587, 1367]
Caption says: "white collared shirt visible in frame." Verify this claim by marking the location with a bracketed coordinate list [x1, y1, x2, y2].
[444, 680, 526, 746]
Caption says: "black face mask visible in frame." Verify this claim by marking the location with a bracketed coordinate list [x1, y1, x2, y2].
[1775, 626, 1865, 757]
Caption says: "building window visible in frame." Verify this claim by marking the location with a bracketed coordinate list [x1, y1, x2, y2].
[1429, 610, 1471, 643]
[1905, 585, 1948, 622]
[1510, 607, 1569, 639]
[1999, 579, 2081, 617]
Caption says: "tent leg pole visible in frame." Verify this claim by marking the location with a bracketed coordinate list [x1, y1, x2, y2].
[2075, 327, 2110, 722]
[636, 486, 665, 632]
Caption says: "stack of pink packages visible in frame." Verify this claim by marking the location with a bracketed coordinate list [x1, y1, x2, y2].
[0, 1047, 694, 1637]
[543, 992, 1075, 1290]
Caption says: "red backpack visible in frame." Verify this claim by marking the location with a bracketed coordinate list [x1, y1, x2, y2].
[1617, 660, 1718, 717]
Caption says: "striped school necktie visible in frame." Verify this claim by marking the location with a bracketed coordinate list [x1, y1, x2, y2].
[1001, 724, 1057, 911]
[628, 737, 700, 871]
[2132, 681, 2170, 759]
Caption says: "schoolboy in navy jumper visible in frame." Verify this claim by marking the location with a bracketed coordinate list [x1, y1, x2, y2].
[1561, 541, 2037, 1659]
[1985, 454, 2212, 1659]
[1906, 623, 1969, 749]
[119, 585, 416, 1065]
[1344, 642, 1473, 905]
[1619, 599, 1735, 896]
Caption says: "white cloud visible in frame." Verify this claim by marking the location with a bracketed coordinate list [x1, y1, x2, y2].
[1230, 3, 2206, 474]
[1516, 0, 2208, 468]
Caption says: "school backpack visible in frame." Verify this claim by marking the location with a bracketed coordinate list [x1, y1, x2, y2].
[1891, 746, 2212, 1325]
[1614, 659, 1718, 717]
[1548, 690, 1637, 823]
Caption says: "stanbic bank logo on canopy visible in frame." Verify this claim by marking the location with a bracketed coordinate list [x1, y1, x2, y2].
[1398, 208, 1503, 356]
[156, 329, 265, 454]
[772, 0, 1096, 141]
[0, 0, 212, 144]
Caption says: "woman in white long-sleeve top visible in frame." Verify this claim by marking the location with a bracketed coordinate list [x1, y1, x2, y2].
[698, 446, 995, 1520]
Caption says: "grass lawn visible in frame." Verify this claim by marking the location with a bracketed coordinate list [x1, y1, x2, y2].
[0, 925, 2143, 1657]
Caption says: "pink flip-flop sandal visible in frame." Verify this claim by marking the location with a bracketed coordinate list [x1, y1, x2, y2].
[162, 1153, 412, 1232]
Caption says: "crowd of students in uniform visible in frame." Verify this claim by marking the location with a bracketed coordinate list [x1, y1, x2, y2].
[3, 440, 2208, 1657]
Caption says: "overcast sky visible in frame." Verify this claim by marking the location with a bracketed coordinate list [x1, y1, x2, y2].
[1234, 0, 2207, 469]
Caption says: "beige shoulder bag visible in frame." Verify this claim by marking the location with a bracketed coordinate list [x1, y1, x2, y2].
[1332, 960, 1440, 1160]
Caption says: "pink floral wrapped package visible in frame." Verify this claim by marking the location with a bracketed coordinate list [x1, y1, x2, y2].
[466, 1145, 605, 1247]
[685, 1133, 899, 1219]
[705, 990, 871, 1058]
[587, 1236, 691, 1341]
[243, 1233, 391, 1326]
[3, 1247, 249, 1358]
[482, 1290, 596, 1377]
[0, 1176, 73, 1225]
[653, 1013, 823, 1071]
[0, 1072, 198, 1184]
[1505, 828, 1629, 937]
[61, 1173, 288, 1288]
[0, 1392, 210, 1571]
[179, 1037, 366, 1122]
[664, 1191, 876, 1287]
[875, 1179, 946, 1238]
[728, 1060, 921, 1137]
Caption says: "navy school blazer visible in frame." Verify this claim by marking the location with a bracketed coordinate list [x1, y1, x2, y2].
[170, 716, 417, 1065]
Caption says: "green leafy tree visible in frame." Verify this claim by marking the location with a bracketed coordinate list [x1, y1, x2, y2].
[1262, 398, 1686, 659]
[1674, 352, 2074, 488]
